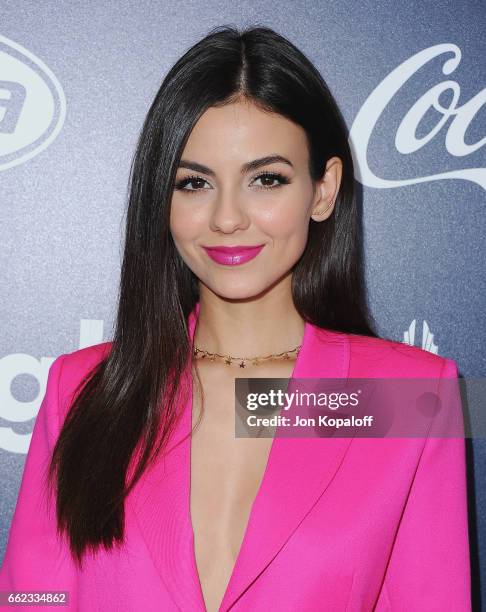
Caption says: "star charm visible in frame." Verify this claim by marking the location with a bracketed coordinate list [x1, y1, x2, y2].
[239, 361, 246, 368]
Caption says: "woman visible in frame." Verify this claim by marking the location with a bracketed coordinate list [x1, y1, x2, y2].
[0, 25, 471, 611]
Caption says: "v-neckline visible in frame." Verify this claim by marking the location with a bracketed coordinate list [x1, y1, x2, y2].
[125, 301, 351, 612]
[185, 301, 311, 611]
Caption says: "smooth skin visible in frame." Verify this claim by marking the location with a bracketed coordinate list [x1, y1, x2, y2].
[170, 97, 342, 361]
[169, 97, 343, 612]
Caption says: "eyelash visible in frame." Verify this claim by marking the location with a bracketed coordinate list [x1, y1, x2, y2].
[173, 171, 291, 194]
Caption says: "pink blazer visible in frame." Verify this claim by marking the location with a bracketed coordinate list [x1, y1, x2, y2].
[1, 301, 471, 611]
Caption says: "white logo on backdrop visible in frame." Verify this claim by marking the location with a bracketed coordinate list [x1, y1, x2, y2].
[0, 320, 104, 454]
[349, 43, 486, 190]
[403, 319, 439, 354]
[0, 34, 66, 170]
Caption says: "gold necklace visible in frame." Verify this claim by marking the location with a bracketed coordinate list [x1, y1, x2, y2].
[192, 343, 302, 368]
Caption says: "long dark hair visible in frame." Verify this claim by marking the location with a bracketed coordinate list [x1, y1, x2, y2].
[47, 24, 380, 567]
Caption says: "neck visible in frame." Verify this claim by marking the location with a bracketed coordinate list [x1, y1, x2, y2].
[192, 291, 305, 358]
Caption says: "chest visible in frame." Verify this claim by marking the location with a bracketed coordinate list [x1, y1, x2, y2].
[189, 360, 295, 611]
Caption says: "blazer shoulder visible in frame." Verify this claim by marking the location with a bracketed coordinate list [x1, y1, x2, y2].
[61, 341, 113, 377]
[56, 341, 113, 416]
[344, 332, 452, 377]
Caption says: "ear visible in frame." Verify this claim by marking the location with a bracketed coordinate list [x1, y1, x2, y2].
[310, 156, 343, 222]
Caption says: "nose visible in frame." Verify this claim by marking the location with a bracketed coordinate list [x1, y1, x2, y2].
[209, 184, 250, 233]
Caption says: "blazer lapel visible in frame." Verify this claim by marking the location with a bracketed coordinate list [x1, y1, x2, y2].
[126, 356, 205, 610]
[218, 308, 353, 611]
[127, 301, 352, 611]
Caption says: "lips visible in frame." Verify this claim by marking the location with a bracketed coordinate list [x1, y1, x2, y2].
[202, 244, 264, 266]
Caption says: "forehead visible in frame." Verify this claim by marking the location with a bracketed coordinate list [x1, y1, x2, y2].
[180, 100, 308, 165]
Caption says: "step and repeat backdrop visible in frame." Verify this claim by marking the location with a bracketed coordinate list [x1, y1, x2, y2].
[1, 0, 485, 607]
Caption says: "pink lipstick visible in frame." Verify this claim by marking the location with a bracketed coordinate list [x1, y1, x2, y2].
[202, 244, 264, 266]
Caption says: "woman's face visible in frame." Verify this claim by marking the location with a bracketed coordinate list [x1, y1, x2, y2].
[170, 99, 341, 300]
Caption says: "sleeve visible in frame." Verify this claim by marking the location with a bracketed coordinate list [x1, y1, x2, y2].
[0, 354, 79, 611]
[375, 358, 472, 611]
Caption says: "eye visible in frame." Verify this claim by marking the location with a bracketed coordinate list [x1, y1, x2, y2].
[174, 175, 211, 193]
[173, 171, 291, 195]
[251, 172, 291, 190]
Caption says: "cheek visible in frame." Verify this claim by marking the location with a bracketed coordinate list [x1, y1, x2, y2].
[169, 199, 201, 243]
[258, 197, 309, 241]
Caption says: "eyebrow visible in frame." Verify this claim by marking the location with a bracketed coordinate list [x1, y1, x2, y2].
[178, 154, 294, 177]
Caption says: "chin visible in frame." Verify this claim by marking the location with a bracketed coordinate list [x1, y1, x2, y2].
[202, 278, 273, 301]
